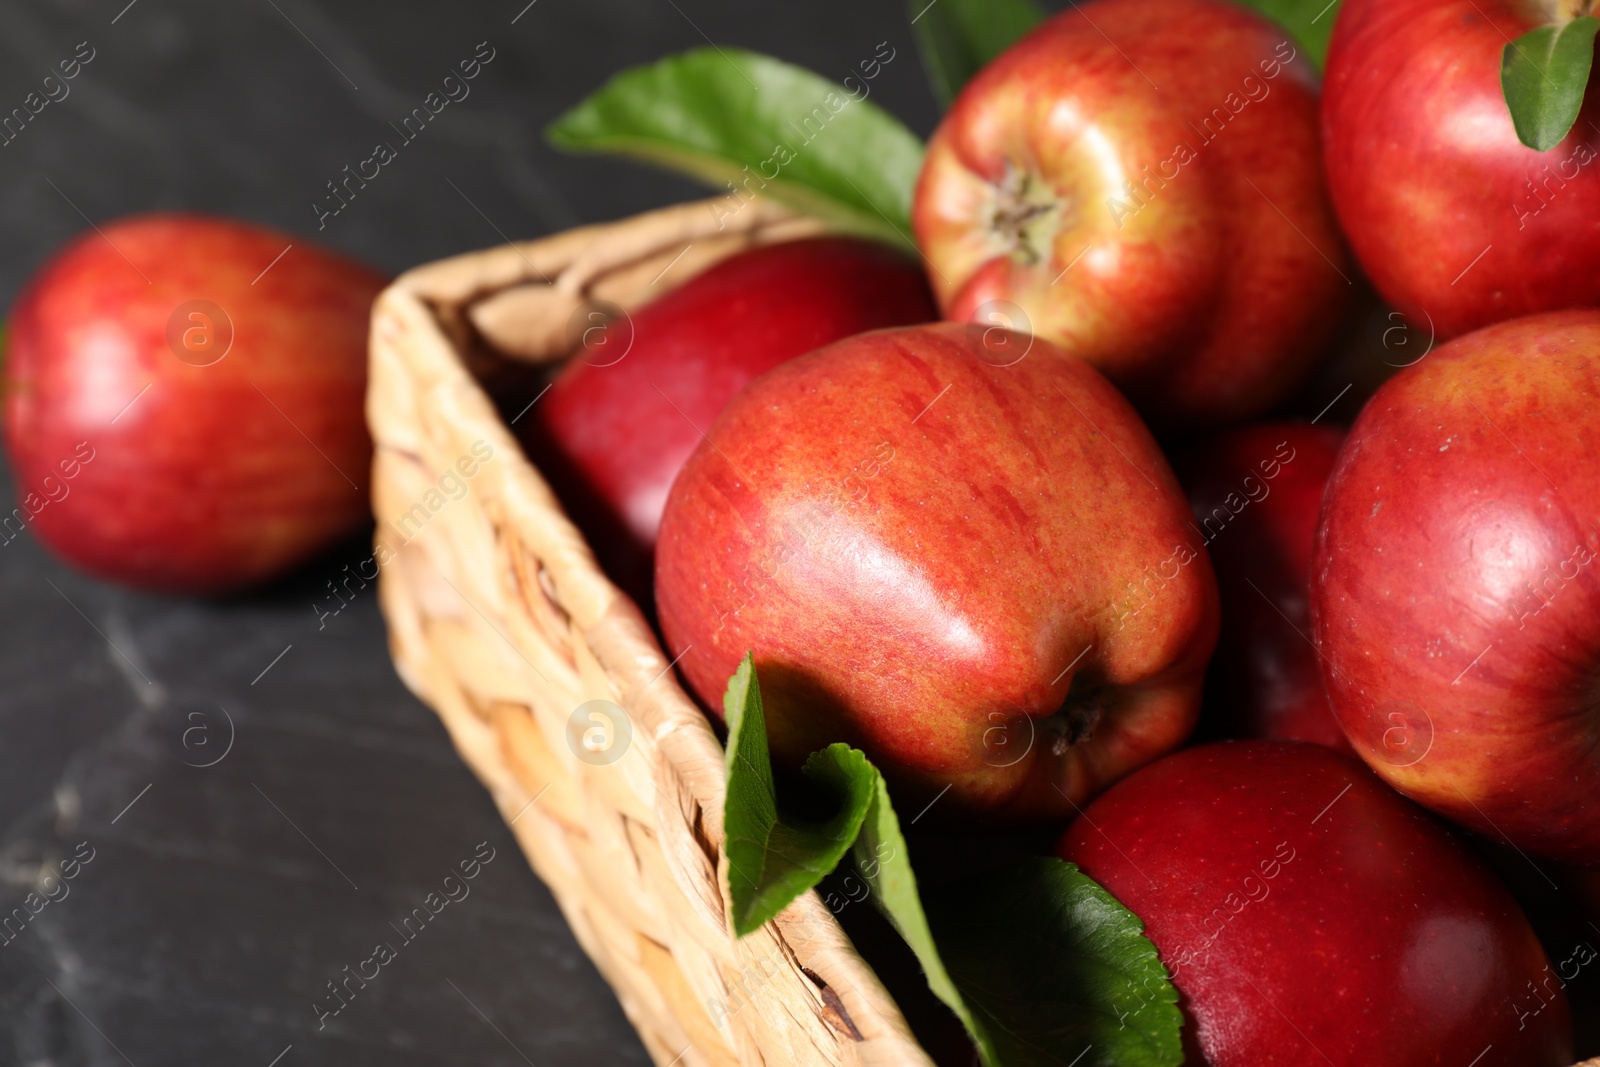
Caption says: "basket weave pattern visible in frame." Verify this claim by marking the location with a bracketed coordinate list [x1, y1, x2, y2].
[367, 198, 934, 1067]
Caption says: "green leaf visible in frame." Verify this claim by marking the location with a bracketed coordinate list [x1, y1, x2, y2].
[547, 48, 925, 247]
[851, 771, 988, 1055]
[719, 654, 1181, 1065]
[722, 654, 876, 937]
[1502, 16, 1600, 151]
[926, 858, 1184, 1067]
[1230, 0, 1340, 71]
[859, 794, 1183, 1067]
[909, 0, 1045, 107]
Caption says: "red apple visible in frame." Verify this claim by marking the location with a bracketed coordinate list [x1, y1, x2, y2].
[4, 213, 386, 594]
[1057, 741, 1573, 1066]
[655, 322, 1218, 821]
[1323, 0, 1600, 341]
[1312, 310, 1600, 866]
[1174, 422, 1351, 752]
[912, 0, 1348, 427]
[526, 236, 935, 596]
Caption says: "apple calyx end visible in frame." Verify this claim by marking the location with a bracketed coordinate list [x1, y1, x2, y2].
[1047, 679, 1110, 755]
[990, 159, 1064, 268]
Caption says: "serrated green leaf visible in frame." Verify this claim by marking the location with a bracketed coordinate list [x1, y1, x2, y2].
[1231, 0, 1339, 70]
[909, 0, 1045, 107]
[1502, 17, 1600, 151]
[926, 858, 1184, 1067]
[546, 48, 924, 247]
[722, 655, 876, 937]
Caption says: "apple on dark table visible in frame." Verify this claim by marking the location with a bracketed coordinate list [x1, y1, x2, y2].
[1175, 421, 1350, 752]
[4, 213, 387, 595]
[656, 321, 1218, 822]
[1058, 741, 1573, 1066]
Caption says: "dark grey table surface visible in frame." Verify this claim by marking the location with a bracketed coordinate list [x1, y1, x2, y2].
[0, 2, 946, 1064]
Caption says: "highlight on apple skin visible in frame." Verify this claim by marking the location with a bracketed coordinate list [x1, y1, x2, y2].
[1311, 309, 1600, 867]
[913, 0, 1349, 428]
[3, 213, 387, 595]
[1322, 0, 1600, 342]
[1058, 741, 1573, 1067]
[655, 321, 1218, 823]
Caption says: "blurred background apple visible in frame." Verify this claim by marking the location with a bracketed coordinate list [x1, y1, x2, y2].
[525, 235, 934, 601]
[4, 213, 387, 595]
[1175, 421, 1350, 751]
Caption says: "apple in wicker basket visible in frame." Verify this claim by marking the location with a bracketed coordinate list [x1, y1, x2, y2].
[1312, 310, 1600, 867]
[912, 0, 1348, 427]
[1174, 422, 1351, 752]
[655, 322, 1218, 820]
[1322, 0, 1600, 341]
[524, 236, 936, 598]
[4, 213, 386, 594]
[1057, 741, 1573, 1066]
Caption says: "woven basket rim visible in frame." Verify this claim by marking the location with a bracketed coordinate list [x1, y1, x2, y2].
[367, 195, 936, 1067]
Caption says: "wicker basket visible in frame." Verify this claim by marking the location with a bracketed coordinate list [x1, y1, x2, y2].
[367, 197, 935, 1067]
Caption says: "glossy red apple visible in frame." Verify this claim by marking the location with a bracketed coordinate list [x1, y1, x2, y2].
[1175, 422, 1350, 752]
[913, 0, 1349, 427]
[1312, 310, 1600, 866]
[1058, 741, 1573, 1066]
[656, 322, 1218, 821]
[1323, 0, 1600, 340]
[4, 213, 386, 594]
[527, 236, 934, 596]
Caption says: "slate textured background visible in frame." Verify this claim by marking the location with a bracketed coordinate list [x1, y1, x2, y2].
[0, 1, 944, 1064]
